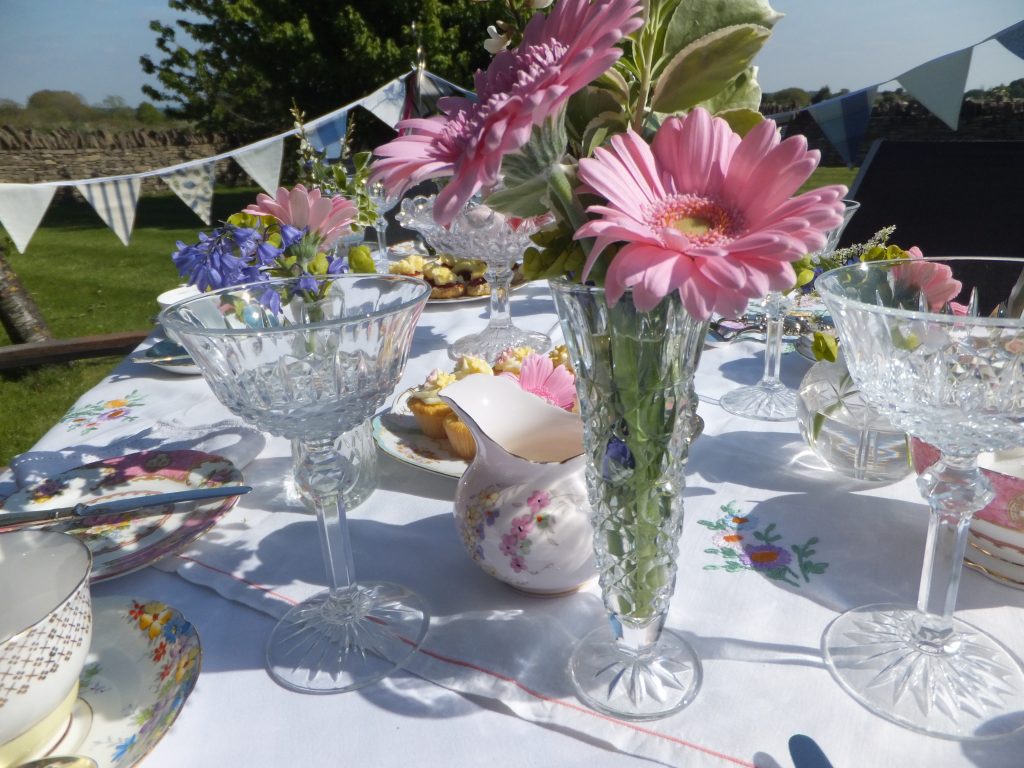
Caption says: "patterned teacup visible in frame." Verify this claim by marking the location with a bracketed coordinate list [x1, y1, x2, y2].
[0, 530, 92, 766]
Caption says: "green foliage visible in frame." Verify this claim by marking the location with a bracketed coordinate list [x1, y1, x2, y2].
[0, 91, 175, 129]
[140, 0, 505, 143]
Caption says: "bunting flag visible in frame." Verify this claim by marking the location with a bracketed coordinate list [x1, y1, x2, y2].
[995, 20, 1024, 59]
[159, 162, 217, 224]
[807, 86, 878, 167]
[403, 68, 478, 121]
[361, 77, 408, 129]
[0, 184, 57, 253]
[898, 48, 972, 130]
[305, 110, 348, 160]
[75, 178, 141, 246]
[232, 140, 284, 196]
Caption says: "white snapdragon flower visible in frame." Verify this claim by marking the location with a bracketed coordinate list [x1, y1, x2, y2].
[484, 25, 511, 54]
[530, 0, 554, 7]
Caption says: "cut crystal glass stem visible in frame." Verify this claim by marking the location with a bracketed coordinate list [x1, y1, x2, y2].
[913, 456, 994, 643]
[299, 436, 357, 595]
[761, 295, 786, 387]
[719, 291, 797, 421]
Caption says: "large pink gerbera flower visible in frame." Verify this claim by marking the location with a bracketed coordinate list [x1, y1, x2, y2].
[502, 353, 576, 410]
[245, 185, 358, 249]
[371, 0, 644, 226]
[575, 108, 848, 320]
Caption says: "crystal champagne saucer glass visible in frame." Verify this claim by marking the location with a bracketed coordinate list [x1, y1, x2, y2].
[397, 194, 551, 361]
[721, 200, 860, 420]
[816, 256, 1024, 739]
[161, 274, 431, 694]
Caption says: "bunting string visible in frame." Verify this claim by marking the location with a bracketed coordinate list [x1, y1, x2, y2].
[768, 19, 1024, 166]
[1, 18, 1022, 253]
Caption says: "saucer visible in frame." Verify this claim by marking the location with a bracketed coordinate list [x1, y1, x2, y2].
[0, 450, 244, 582]
[26, 595, 201, 768]
[132, 339, 200, 376]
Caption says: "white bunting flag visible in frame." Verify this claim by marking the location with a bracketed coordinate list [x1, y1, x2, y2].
[898, 48, 973, 130]
[0, 183, 57, 253]
[361, 77, 408, 128]
[160, 162, 217, 224]
[75, 177, 141, 246]
[233, 139, 284, 196]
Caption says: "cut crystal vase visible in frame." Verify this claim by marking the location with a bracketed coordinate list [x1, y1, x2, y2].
[551, 279, 707, 720]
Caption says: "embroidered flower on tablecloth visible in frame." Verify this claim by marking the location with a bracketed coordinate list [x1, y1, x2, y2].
[700, 501, 828, 587]
[60, 390, 146, 435]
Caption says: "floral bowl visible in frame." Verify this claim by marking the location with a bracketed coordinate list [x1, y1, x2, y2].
[0, 530, 92, 766]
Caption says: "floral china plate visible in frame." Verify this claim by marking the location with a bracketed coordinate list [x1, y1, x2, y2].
[371, 389, 467, 478]
[25, 595, 201, 768]
[0, 450, 243, 581]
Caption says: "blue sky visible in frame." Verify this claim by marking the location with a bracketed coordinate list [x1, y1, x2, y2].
[0, 0, 1022, 107]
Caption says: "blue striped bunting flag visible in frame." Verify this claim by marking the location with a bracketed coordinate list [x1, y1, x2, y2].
[807, 87, 878, 167]
[306, 111, 348, 160]
[995, 20, 1024, 60]
[75, 178, 141, 246]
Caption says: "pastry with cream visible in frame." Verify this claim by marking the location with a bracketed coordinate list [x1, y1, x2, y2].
[423, 262, 465, 300]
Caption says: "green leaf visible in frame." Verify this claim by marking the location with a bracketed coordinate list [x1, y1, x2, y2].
[651, 24, 772, 114]
[713, 107, 764, 137]
[566, 86, 623, 143]
[695, 67, 762, 114]
[485, 114, 568, 218]
[811, 332, 839, 362]
[581, 112, 629, 157]
[663, 0, 782, 61]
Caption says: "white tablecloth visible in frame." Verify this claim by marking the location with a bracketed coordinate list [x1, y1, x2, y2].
[5, 282, 1024, 768]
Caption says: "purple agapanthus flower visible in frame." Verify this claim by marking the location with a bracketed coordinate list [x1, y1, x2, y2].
[171, 227, 250, 291]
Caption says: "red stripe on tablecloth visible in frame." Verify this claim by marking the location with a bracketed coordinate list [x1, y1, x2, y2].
[173, 554, 754, 768]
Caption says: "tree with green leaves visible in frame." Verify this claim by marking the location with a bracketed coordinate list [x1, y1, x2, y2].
[140, 0, 506, 144]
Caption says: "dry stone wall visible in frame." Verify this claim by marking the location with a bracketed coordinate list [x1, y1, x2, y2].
[0, 127, 229, 192]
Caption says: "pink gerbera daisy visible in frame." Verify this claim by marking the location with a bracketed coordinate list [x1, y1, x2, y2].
[890, 247, 962, 310]
[245, 185, 358, 249]
[371, 0, 644, 226]
[575, 108, 848, 320]
[502, 353, 576, 410]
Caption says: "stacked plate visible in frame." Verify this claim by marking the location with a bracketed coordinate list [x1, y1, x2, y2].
[912, 441, 1024, 589]
[965, 448, 1024, 588]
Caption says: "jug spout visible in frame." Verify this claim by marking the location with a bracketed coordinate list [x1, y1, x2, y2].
[440, 374, 584, 464]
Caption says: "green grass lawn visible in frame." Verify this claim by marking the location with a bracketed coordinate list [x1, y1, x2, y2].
[0, 167, 858, 466]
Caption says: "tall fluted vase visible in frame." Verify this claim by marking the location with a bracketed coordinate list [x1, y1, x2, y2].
[550, 279, 706, 720]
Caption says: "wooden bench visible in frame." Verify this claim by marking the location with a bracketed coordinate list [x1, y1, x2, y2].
[0, 330, 150, 371]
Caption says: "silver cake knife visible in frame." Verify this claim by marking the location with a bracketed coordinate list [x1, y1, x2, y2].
[0, 485, 252, 530]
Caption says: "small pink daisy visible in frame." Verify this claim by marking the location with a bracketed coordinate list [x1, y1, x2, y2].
[575, 108, 848, 319]
[245, 185, 358, 249]
[890, 247, 962, 311]
[371, 0, 644, 225]
[502, 353, 576, 410]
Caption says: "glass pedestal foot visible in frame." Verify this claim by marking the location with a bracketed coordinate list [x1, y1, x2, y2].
[569, 626, 702, 720]
[720, 382, 797, 421]
[449, 326, 551, 362]
[822, 603, 1024, 740]
[266, 581, 429, 694]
